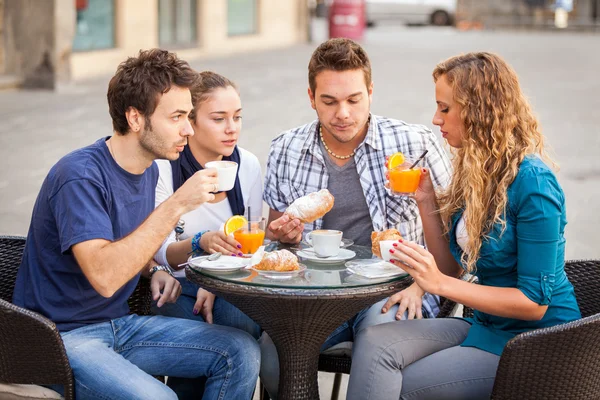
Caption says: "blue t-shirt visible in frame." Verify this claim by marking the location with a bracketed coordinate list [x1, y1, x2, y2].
[450, 156, 581, 355]
[13, 137, 159, 332]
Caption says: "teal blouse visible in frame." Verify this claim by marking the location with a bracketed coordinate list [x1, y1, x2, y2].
[450, 156, 581, 356]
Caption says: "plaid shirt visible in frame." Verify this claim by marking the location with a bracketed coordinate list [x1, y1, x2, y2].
[263, 114, 452, 244]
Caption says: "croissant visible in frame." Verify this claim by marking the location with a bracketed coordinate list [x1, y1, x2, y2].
[284, 189, 334, 223]
[371, 229, 403, 258]
[254, 249, 300, 272]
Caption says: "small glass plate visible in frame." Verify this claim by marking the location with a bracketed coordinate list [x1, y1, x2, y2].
[251, 264, 307, 280]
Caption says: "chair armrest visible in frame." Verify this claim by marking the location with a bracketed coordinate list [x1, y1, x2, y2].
[492, 313, 600, 399]
[0, 298, 74, 398]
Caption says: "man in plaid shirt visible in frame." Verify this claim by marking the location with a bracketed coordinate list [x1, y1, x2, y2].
[260, 38, 452, 398]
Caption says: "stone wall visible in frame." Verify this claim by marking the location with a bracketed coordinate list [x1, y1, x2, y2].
[2, 0, 74, 89]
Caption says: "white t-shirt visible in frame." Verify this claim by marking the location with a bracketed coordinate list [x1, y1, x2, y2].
[154, 147, 263, 277]
[455, 214, 469, 255]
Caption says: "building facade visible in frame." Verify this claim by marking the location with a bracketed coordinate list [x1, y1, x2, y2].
[1, 0, 309, 88]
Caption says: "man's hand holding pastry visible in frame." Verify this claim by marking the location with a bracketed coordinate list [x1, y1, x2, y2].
[268, 214, 304, 244]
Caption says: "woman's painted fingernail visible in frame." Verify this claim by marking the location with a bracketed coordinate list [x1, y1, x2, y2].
[399, 239, 403, 243]
[237, 244, 242, 249]
[389, 259, 396, 263]
[238, 252, 244, 256]
[231, 254, 236, 257]
[389, 249, 394, 253]
[193, 309, 199, 315]
[393, 243, 398, 247]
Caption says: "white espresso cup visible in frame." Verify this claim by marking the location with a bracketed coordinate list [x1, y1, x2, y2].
[205, 161, 238, 192]
[379, 240, 398, 262]
[305, 229, 343, 257]
[380, 240, 425, 262]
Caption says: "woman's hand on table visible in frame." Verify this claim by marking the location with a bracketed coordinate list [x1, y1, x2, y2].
[200, 231, 244, 257]
[193, 288, 216, 323]
[388, 240, 448, 296]
[381, 282, 425, 320]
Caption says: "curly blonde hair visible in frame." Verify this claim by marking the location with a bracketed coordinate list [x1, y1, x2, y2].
[432, 52, 554, 273]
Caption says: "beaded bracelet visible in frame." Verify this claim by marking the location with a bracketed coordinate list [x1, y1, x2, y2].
[191, 230, 208, 257]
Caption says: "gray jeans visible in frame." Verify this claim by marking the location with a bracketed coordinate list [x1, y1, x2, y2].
[347, 319, 500, 400]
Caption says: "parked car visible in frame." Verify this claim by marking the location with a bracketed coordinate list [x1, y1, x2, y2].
[366, 0, 456, 26]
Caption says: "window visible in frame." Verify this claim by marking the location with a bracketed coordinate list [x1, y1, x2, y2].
[159, 0, 197, 47]
[73, 0, 115, 52]
[228, 0, 258, 36]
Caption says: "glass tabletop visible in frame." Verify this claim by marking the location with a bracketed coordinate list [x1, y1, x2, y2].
[186, 242, 410, 289]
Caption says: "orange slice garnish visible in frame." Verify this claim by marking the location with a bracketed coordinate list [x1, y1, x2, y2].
[387, 152, 405, 170]
[224, 215, 248, 235]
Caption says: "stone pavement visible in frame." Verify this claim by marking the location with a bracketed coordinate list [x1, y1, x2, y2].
[0, 20, 599, 399]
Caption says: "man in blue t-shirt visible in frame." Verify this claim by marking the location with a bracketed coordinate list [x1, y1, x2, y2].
[12, 49, 260, 400]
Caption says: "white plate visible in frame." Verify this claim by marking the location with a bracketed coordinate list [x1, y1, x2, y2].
[188, 256, 249, 274]
[296, 248, 356, 264]
[302, 238, 354, 248]
[251, 264, 307, 280]
[345, 258, 408, 279]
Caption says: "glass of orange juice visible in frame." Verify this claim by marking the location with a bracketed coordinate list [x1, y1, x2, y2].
[233, 219, 266, 254]
[389, 160, 422, 196]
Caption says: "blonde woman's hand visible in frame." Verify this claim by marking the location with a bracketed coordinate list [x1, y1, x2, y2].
[388, 240, 448, 296]
[381, 282, 425, 320]
[200, 231, 243, 257]
[414, 168, 436, 205]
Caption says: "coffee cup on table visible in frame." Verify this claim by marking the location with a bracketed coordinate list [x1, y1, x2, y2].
[205, 161, 238, 192]
[305, 229, 343, 257]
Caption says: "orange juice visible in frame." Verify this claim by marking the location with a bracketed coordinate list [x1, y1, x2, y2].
[389, 167, 421, 195]
[234, 228, 265, 254]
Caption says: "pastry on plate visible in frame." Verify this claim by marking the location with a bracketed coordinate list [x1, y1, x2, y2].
[254, 249, 300, 272]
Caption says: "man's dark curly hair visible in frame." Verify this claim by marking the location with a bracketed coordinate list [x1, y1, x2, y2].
[107, 48, 197, 135]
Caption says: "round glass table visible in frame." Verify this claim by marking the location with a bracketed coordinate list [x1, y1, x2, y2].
[185, 243, 412, 400]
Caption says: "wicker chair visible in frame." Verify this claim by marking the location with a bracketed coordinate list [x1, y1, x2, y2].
[461, 259, 600, 399]
[0, 235, 154, 399]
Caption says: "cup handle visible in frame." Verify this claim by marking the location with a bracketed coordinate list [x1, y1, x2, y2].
[305, 232, 313, 246]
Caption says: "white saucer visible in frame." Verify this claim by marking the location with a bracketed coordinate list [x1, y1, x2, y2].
[296, 248, 356, 264]
[188, 256, 248, 274]
[302, 238, 354, 249]
[345, 258, 408, 279]
[251, 264, 307, 280]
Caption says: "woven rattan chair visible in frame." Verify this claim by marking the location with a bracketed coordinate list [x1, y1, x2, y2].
[461, 259, 600, 399]
[260, 295, 459, 400]
[0, 235, 154, 399]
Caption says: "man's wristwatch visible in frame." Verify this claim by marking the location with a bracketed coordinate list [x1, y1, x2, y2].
[149, 265, 174, 277]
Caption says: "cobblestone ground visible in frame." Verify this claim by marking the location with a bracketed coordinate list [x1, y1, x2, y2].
[0, 20, 598, 399]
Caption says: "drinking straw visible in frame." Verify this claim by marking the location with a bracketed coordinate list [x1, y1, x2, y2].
[247, 206, 251, 231]
[408, 150, 429, 169]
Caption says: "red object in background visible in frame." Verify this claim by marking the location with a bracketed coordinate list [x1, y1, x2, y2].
[76, 0, 88, 11]
[328, 0, 366, 40]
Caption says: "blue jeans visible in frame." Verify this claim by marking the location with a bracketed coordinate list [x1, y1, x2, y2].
[152, 278, 261, 340]
[259, 297, 416, 399]
[51, 314, 260, 400]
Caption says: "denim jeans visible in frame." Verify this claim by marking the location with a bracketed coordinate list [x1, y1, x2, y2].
[152, 278, 261, 340]
[347, 319, 499, 400]
[259, 297, 411, 399]
[51, 314, 260, 400]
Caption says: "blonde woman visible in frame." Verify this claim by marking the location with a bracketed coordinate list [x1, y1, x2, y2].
[347, 52, 581, 399]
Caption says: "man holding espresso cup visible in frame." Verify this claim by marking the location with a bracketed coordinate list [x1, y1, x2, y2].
[260, 38, 452, 398]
